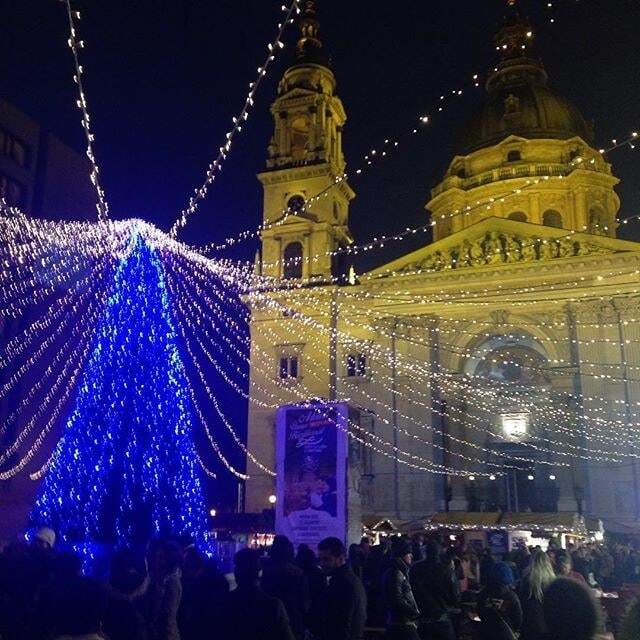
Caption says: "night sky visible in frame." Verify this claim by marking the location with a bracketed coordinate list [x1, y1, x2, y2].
[2, 0, 639, 272]
[1, 1, 639, 510]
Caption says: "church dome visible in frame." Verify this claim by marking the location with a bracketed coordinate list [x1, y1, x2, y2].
[457, 17, 594, 155]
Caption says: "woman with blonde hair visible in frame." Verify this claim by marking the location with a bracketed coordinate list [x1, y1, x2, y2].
[518, 550, 556, 640]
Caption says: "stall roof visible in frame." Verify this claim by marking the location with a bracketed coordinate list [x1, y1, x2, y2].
[426, 512, 601, 533]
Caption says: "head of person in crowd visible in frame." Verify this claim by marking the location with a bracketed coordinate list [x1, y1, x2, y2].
[269, 534, 295, 564]
[359, 536, 371, 555]
[527, 549, 556, 602]
[54, 550, 83, 581]
[182, 545, 206, 579]
[52, 576, 107, 638]
[317, 536, 347, 575]
[295, 543, 317, 571]
[423, 539, 442, 566]
[389, 536, 413, 566]
[619, 597, 640, 640]
[543, 577, 600, 640]
[32, 526, 56, 551]
[556, 551, 573, 576]
[109, 547, 148, 595]
[488, 561, 515, 592]
[147, 538, 182, 580]
[233, 548, 261, 589]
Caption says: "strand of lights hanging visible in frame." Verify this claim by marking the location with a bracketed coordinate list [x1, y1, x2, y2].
[181, 244, 640, 424]
[167, 262, 506, 477]
[250, 146, 637, 280]
[162, 257, 275, 477]
[169, 255, 586, 469]
[0, 270, 109, 466]
[169, 1, 301, 238]
[198, 73, 484, 253]
[0, 261, 109, 401]
[62, 1, 109, 221]
[165, 255, 505, 476]
[198, 110, 635, 257]
[212, 262, 640, 456]
[237, 286, 635, 462]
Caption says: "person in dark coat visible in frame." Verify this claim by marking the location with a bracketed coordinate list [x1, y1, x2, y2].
[518, 550, 555, 640]
[220, 548, 295, 640]
[409, 541, 458, 640]
[382, 537, 421, 640]
[317, 536, 367, 640]
[296, 544, 327, 639]
[178, 546, 229, 640]
[543, 577, 602, 640]
[261, 535, 309, 640]
[476, 561, 522, 640]
[103, 547, 149, 640]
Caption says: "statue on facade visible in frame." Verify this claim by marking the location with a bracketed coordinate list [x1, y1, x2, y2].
[521, 238, 537, 261]
[504, 234, 522, 262]
[557, 237, 576, 258]
[470, 239, 485, 265]
[484, 232, 504, 264]
[460, 240, 473, 267]
[538, 239, 556, 261]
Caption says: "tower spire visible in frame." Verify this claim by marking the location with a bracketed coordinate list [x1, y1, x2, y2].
[294, 1, 328, 66]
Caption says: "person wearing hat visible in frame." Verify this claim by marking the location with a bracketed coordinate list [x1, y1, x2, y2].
[381, 536, 421, 639]
[476, 561, 523, 640]
[33, 526, 56, 551]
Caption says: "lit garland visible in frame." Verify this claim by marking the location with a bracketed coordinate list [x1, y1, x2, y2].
[169, 1, 301, 238]
[62, 1, 109, 220]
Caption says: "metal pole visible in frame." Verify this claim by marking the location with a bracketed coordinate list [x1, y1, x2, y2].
[329, 288, 338, 402]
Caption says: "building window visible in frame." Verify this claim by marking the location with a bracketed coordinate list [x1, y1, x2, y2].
[290, 116, 310, 161]
[543, 209, 563, 228]
[0, 128, 29, 168]
[346, 353, 367, 378]
[282, 241, 303, 279]
[279, 355, 299, 380]
[508, 211, 527, 222]
[0, 174, 25, 208]
[507, 150, 521, 162]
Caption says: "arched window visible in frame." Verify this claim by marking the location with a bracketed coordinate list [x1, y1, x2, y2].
[290, 116, 310, 161]
[543, 210, 563, 228]
[508, 211, 527, 223]
[283, 242, 303, 279]
[507, 150, 521, 162]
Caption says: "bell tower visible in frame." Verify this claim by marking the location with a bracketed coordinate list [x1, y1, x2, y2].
[258, 1, 355, 283]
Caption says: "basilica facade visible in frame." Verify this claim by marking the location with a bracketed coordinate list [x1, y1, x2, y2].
[245, 3, 640, 534]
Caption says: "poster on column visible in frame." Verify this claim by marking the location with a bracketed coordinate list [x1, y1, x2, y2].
[275, 403, 348, 549]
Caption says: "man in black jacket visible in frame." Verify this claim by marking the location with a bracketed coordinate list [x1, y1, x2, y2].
[382, 537, 421, 639]
[317, 536, 367, 640]
[221, 548, 295, 640]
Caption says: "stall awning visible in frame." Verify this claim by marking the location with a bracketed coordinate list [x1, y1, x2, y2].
[429, 512, 502, 528]
[426, 512, 601, 534]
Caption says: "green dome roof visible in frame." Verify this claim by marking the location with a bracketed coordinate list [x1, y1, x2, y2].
[457, 18, 594, 154]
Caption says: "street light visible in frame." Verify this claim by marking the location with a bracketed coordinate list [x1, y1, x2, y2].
[209, 508, 217, 517]
[268, 494, 277, 505]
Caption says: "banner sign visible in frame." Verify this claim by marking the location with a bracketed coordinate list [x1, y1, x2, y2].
[275, 403, 348, 549]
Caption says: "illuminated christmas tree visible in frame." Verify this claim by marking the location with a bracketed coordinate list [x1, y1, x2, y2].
[31, 235, 207, 544]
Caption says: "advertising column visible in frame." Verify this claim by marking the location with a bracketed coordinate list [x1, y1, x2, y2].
[275, 403, 348, 549]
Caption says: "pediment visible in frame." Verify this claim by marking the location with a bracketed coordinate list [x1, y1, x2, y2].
[270, 210, 319, 226]
[367, 217, 640, 278]
[274, 86, 318, 103]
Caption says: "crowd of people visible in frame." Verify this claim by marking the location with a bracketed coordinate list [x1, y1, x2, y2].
[1, 526, 640, 640]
